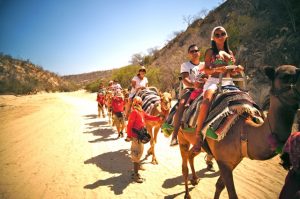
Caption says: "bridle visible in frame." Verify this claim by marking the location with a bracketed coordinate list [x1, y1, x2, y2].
[242, 75, 299, 158]
[270, 81, 300, 110]
[267, 79, 300, 154]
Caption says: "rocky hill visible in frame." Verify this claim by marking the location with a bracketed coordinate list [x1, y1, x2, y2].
[0, 54, 77, 94]
[62, 70, 113, 88]
[1, 0, 299, 101]
[148, 0, 299, 106]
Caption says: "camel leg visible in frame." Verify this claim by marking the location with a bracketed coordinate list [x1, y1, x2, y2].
[188, 149, 200, 186]
[179, 143, 191, 199]
[214, 176, 225, 199]
[146, 127, 154, 156]
[216, 161, 238, 199]
[150, 127, 160, 164]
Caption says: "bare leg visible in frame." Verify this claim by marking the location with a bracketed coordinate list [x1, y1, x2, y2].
[191, 90, 214, 153]
[170, 91, 191, 146]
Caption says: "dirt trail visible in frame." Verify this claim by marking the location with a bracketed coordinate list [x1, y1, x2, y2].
[0, 91, 287, 199]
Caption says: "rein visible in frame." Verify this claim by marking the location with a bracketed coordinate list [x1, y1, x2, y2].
[266, 82, 299, 154]
[270, 83, 300, 110]
[241, 81, 299, 158]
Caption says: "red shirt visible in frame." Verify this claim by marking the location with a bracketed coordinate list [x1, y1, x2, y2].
[111, 96, 125, 113]
[127, 109, 160, 138]
[97, 93, 105, 105]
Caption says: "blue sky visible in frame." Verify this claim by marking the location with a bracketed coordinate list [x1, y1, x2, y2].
[0, 0, 223, 75]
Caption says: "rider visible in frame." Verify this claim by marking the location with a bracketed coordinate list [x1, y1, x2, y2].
[125, 66, 148, 118]
[192, 26, 244, 153]
[112, 80, 122, 94]
[127, 96, 162, 183]
[170, 44, 204, 146]
[106, 80, 114, 92]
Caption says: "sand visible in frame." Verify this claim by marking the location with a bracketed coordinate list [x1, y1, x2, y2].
[0, 90, 287, 199]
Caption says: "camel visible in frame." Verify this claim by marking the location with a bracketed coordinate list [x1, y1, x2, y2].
[135, 88, 172, 164]
[178, 65, 300, 199]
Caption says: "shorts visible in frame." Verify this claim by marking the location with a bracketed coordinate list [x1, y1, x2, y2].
[203, 77, 234, 92]
[113, 114, 125, 126]
[131, 138, 144, 163]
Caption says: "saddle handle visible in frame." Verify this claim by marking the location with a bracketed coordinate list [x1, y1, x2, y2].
[217, 65, 247, 91]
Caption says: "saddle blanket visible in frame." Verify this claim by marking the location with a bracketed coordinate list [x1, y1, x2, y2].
[182, 85, 264, 141]
[136, 89, 160, 114]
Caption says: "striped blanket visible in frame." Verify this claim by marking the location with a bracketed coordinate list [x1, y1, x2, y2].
[136, 89, 161, 114]
[182, 85, 263, 141]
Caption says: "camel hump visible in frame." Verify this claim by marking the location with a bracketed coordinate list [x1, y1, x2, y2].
[147, 86, 159, 94]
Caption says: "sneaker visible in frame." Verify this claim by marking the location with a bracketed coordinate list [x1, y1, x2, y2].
[206, 161, 215, 171]
[139, 164, 146, 171]
[132, 173, 144, 183]
[125, 137, 132, 142]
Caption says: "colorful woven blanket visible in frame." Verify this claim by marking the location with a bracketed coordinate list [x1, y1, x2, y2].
[136, 89, 160, 114]
[182, 85, 264, 141]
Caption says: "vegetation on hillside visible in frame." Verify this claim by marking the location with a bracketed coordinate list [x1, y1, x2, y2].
[2, 0, 299, 99]
[0, 54, 78, 94]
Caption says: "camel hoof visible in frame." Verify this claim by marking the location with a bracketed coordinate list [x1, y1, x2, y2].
[190, 177, 200, 186]
[151, 159, 158, 165]
[184, 193, 191, 199]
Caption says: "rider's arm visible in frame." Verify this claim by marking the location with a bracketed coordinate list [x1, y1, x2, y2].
[204, 49, 226, 75]
[182, 72, 194, 88]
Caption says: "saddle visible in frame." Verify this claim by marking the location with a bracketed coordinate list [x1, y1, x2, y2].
[182, 85, 264, 141]
[136, 89, 161, 114]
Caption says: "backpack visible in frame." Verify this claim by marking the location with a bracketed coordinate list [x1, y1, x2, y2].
[132, 128, 151, 144]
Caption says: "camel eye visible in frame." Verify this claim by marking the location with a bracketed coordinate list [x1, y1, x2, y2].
[279, 74, 294, 84]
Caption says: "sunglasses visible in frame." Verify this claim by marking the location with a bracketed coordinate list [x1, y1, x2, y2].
[189, 50, 199, 53]
[139, 69, 146, 72]
[214, 32, 226, 38]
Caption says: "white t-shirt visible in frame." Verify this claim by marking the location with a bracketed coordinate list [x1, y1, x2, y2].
[180, 61, 204, 89]
[129, 75, 148, 97]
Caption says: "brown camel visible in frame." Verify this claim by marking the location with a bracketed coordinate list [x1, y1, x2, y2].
[178, 65, 300, 199]
[143, 90, 172, 164]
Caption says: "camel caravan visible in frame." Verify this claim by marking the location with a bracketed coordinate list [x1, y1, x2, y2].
[95, 63, 299, 197]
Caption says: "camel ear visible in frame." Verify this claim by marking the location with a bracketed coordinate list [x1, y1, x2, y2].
[264, 66, 275, 81]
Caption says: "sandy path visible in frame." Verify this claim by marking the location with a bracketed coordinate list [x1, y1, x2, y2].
[0, 91, 287, 199]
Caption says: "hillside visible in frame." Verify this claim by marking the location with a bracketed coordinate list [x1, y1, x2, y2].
[62, 70, 113, 88]
[148, 0, 300, 105]
[0, 54, 77, 94]
[1, 0, 299, 100]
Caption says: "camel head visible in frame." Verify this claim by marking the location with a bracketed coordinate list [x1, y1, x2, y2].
[265, 65, 300, 109]
[160, 92, 172, 112]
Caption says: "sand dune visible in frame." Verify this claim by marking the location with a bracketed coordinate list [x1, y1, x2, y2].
[0, 90, 287, 199]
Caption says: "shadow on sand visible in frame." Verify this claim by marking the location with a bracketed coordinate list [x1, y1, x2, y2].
[83, 119, 119, 142]
[83, 149, 133, 195]
[83, 114, 98, 119]
[162, 168, 220, 198]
